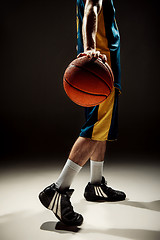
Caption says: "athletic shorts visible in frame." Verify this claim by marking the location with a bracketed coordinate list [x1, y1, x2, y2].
[79, 88, 119, 141]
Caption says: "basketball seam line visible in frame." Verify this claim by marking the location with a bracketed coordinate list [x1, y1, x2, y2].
[64, 80, 107, 106]
[96, 59, 114, 84]
[64, 78, 107, 97]
[70, 64, 112, 92]
[70, 63, 113, 92]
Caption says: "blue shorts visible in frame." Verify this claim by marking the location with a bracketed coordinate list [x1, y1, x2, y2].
[79, 88, 119, 141]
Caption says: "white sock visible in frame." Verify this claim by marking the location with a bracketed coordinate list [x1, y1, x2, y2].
[55, 159, 82, 190]
[90, 160, 104, 184]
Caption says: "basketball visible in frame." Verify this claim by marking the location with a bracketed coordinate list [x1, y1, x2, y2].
[63, 56, 114, 107]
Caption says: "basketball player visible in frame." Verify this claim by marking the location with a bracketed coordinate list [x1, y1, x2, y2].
[39, 0, 126, 226]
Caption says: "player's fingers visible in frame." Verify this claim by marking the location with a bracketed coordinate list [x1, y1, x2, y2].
[99, 53, 107, 63]
[95, 51, 100, 58]
[77, 53, 81, 58]
[77, 52, 84, 58]
[102, 54, 107, 63]
[88, 50, 95, 58]
[77, 50, 101, 59]
[86, 51, 93, 58]
[77, 52, 90, 58]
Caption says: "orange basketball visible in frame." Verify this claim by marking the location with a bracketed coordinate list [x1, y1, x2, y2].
[63, 56, 114, 107]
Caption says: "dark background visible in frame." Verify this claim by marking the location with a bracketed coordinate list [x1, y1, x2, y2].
[1, 0, 160, 164]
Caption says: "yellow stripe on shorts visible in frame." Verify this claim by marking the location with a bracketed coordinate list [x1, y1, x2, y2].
[96, 7, 111, 67]
[91, 88, 115, 141]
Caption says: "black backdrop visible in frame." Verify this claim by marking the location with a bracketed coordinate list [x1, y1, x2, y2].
[1, 0, 160, 162]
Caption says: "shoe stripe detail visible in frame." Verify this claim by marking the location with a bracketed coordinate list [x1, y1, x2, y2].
[48, 192, 58, 210]
[48, 191, 62, 220]
[94, 186, 99, 196]
[94, 186, 108, 198]
[55, 193, 59, 214]
[53, 192, 59, 214]
[98, 186, 108, 198]
[57, 194, 61, 219]
[97, 187, 103, 197]
[94, 186, 102, 197]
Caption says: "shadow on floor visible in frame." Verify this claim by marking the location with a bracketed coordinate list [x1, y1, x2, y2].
[40, 221, 81, 233]
[74, 198, 160, 212]
[40, 221, 160, 240]
[119, 200, 160, 212]
[106, 228, 160, 240]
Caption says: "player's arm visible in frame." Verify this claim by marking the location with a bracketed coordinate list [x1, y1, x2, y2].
[78, 0, 107, 62]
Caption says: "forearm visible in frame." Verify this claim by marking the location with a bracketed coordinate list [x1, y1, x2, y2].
[82, 6, 97, 51]
[78, 0, 106, 62]
[82, 0, 102, 52]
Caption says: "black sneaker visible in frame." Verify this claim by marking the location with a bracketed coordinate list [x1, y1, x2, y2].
[84, 177, 126, 202]
[39, 184, 83, 226]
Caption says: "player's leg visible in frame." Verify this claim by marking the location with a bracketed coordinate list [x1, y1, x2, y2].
[84, 89, 126, 202]
[90, 141, 106, 162]
[89, 140, 106, 184]
[68, 136, 99, 166]
[39, 136, 98, 226]
[55, 137, 98, 190]
[82, 89, 114, 188]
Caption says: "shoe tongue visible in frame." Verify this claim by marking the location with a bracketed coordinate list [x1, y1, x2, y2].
[66, 189, 74, 198]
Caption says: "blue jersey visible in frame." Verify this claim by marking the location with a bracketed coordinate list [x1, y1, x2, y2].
[76, 0, 121, 92]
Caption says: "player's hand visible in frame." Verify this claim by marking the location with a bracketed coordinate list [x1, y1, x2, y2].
[77, 49, 107, 63]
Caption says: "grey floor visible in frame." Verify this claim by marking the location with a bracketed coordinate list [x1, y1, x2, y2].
[0, 157, 160, 240]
